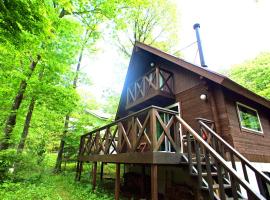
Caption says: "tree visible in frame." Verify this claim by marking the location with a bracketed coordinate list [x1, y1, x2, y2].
[53, 0, 128, 172]
[101, 88, 121, 117]
[0, 0, 55, 150]
[17, 15, 83, 154]
[0, 1, 83, 178]
[114, 0, 180, 57]
[228, 52, 270, 100]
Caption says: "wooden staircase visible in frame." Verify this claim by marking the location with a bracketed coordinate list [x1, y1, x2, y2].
[177, 116, 270, 200]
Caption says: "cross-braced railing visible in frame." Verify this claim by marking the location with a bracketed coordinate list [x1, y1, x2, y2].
[78, 106, 181, 158]
[126, 67, 174, 107]
[196, 118, 270, 200]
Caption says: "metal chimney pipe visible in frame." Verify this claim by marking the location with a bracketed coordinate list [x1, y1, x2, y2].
[193, 23, 207, 67]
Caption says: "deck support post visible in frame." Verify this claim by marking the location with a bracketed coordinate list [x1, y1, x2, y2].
[151, 164, 158, 200]
[100, 162, 104, 181]
[141, 165, 146, 198]
[115, 163, 120, 200]
[76, 161, 83, 181]
[92, 162, 97, 190]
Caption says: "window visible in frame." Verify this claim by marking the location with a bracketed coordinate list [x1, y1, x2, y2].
[236, 102, 263, 133]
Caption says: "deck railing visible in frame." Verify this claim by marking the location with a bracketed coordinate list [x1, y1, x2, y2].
[126, 67, 174, 108]
[197, 119, 270, 199]
[78, 106, 181, 158]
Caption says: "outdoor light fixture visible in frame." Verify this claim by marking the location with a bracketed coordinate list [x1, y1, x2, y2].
[200, 94, 207, 101]
[150, 62, 155, 67]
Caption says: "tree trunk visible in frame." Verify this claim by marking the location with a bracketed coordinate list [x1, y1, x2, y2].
[17, 98, 36, 153]
[54, 115, 69, 173]
[53, 42, 85, 173]
[16, 67, 44, 153]
[0, 55, 40, 150]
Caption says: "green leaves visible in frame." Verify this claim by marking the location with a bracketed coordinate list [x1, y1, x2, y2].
[228, 53, 270, 100]
[113, 0, 180, 57]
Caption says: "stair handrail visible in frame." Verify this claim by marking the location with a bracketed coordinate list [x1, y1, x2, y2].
[198, 120, 270, 186]
[175, 115, 266, 200]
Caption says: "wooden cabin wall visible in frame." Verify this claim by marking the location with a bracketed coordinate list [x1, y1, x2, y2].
[223, 88, 270, 162]
[161, 62, 202, 94]
[176, 84, 214, 133]
[210, 85, 234, 145]
[159, 62, 214, 133]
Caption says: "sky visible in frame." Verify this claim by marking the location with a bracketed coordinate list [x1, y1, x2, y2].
[81, 0, 270, 99]
[177, 0, 270, 70]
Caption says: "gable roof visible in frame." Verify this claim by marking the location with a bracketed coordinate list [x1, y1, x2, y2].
[116, 42, 270, 118]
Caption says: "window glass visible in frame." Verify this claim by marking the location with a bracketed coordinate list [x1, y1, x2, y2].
[237, 103, 262, 133]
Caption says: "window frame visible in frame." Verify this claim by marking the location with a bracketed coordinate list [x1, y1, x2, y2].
[236, 102, 264, 134]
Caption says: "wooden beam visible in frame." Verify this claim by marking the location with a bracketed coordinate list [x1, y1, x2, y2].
[141, 165, 146, 198]
[115, 163, 120, 200]
[100, 162, 104, 181]
[151, 164, 158, 200]
[150, 108, 157, 151]
[92, 162, 97, 190]
[79, 152, 182, 164]
[77, 161, 83, 181]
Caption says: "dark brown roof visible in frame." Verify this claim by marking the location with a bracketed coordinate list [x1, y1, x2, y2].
[134, 41, 270, 109]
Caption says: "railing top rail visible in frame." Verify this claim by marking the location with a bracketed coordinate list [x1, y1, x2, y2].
[81, 105, 178, 138]
[198, 120, 270, 185]
[177, 116, 266, 200]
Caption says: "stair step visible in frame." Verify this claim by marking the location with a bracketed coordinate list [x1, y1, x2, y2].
[191, 172, 218, 177]
[213, 184, 231, 189]
[192, 162, 214, 165]
[201, 183, 231, 190]
[202, 172, 218, 177]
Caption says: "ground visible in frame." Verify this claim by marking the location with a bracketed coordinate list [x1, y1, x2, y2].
[0, 154, 115, 200]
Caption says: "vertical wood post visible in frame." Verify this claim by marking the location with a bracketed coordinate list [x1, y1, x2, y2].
[115, 163, 120, 200]
[151, 164, 158, 200]
[117, 123, 122, 153]
[141, 165, 146, 198]
[134, 83, 137, 99]
[156, 67, 160, 90]
[92, 162, 97, 190]
[76, 161, 83, 181]
[131, 117, 136, 149]
[100, 162, 104, 181]
[150, 108, 157, 151]
[143, 76, 146, 96]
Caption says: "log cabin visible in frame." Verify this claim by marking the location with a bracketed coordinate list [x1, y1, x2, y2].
[76, 42, 270, 200]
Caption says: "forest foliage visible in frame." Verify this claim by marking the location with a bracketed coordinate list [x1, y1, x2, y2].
[0, 0, 269, 199]
[0, 0, 179, 198]
[228, 52, 270, 100]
